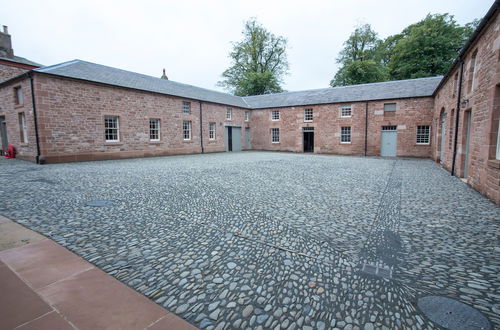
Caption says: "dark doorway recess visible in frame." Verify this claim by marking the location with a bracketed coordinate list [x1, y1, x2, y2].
[303, 127, 314, 152]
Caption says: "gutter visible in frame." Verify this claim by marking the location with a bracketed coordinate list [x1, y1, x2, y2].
[28, 72, 41, 164]
[451, 59, 464, 176]
[199, 101, 204, 153]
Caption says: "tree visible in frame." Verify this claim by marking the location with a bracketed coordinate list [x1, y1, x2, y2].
[330, 24, 388, 87]
[387, 14, 472, 80]
[218, 19, 289, 96]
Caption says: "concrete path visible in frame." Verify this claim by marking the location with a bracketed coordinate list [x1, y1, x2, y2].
[0, 215, 197, 330]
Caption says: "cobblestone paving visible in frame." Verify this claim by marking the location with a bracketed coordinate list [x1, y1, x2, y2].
[1, 152, 498, 330]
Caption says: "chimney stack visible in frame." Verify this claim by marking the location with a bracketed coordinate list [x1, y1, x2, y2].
[0, 25, 13, 58]
[161, 68, 169, 80]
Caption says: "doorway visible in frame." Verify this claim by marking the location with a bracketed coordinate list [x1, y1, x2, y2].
[440, 112, 446, 163]
[0, 116, 7, 155]
[463, 111, 472, 178]
[225, 126, 242, 152]
[245, 128, 251, 149]
[303, 127, 314, 152]
[381, 126, 397, 157]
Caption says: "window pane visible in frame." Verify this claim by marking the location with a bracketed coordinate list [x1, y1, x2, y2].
[183, 102, 191, 114]
[149, 119, 160, 141]
[416, 125, 430, 144]
[341, 106, 352, 117]
[104, 116, 119, 141]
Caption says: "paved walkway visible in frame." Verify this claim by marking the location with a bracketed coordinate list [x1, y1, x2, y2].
[0, 215, 197, 330]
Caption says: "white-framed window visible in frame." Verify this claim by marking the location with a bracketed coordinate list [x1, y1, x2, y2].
[149, 118, 160, 141]
[226, 108, 232, 120]
[496, 120, 500, 160]
[416, 125, 431, 145]
[104, 116, 119, 142]
[182, 101, 191, 115]
[245, 111, 250, 122]
[384, 103, 397, 112]
[18, 112, 28, 143]
[304, 108, 313, 122]
[341, 126, 351, 143]
[271, 128, 280, 143]
[271, 110, 280, 121]
[341, 105, 352, 117]
[209, 122, 216, 140]
[183, 120, 191, 140]
[14, 86, 23, 105]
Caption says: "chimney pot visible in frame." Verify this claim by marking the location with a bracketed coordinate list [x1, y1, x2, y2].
[2, 26, 8, 34]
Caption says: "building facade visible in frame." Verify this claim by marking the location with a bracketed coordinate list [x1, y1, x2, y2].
[0, 2, 498, 204]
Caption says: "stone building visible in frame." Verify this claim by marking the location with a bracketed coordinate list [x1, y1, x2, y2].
[0, 1, 498, 204]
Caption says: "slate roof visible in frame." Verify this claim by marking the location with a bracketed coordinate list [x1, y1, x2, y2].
[0, 55, 42, 67]
[35, 60, 249, 108]
[242, 76, 443, 109]
[33, 59, 442, 109]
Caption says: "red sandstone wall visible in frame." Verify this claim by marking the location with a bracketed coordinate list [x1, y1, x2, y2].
[433, 11, 500, 204]
[251, 97, 434, 158]
[0, 76, 38, 161]
[0, 63, 27, 83]
[32, 75, 247, 163]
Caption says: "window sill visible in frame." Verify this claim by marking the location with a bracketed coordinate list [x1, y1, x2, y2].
[105, 141, 122, 145]
[340, 142, 351, 144]
[149, 140, 161, 144]
[340, 116, 352, 118]
[304, 120, 313, 123]
[487, 159, 500, 169]
[271, 142, 280, 144]
[15, 104, 24, 109]
[416, 143, 430, 146]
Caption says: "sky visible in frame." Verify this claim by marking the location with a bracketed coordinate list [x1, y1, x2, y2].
[0, 0, 493, 93]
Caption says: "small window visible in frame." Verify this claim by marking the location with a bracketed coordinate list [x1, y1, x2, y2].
[104, 116, 119, 142]
[468, 50, 478, 93]
[209, 122, 216, 140]
[341, 126, 351, 143]
[149, 119, 160, 141]
[304, 108, 313, 122]
[226, 108, 232, 120]
[14, 86, 24, 105]
[384, 103, 396, 112]
[271, 128, 280, 143]
[271, 110, 280, 121]
[453, 72, 459, 98]
[416, 125, 430, 145]
[382, 125, 397, 131]
[182, 101, 191, 115]
[341, 106, 352, 117]
[183, 120, 191, 140]
[18, 112, 28, 143]
[245, 111, 250, 122]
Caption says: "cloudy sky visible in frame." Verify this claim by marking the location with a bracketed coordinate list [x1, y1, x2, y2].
[1, 0, 493, 93]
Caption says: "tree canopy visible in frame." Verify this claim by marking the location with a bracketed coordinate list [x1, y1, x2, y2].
[218, 19, 289, 96]
[330, 14, 480, 87]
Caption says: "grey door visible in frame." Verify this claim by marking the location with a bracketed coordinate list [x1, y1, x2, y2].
[245, 128, 251, 149]
[381, 127, 397, 157]
[232, 127, 241, 152]
[464, 111, 472, 178]
[0, 116, 8, 152]
[440, 113, 446, 162]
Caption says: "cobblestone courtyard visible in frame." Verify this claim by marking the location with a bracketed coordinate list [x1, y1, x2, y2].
[1, 152, 499, 329]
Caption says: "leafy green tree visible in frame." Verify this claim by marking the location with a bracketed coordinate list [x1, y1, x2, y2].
[218, 19, 289, 96]
[330, 24, 388, 87]
[387, 14, 473, 80]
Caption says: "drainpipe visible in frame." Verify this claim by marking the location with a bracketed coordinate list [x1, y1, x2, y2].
[364, 102, 368, 156]
[29, 72, 41, 164]
[451, 58, 464, 176]
[199, 101, 204, 153]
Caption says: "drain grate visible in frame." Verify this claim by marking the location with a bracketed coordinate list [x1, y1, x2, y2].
[86, 200, 114, 207]
[361, 263, 392, 279]
[418, 296, 490, 330]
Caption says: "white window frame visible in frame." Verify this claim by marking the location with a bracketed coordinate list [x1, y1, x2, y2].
[244, 111, 250, 122]
[384, 103, 397, 112]
[209, 122, 216, 140]
[271, 128, 280, 143]
[14, 86, 23, 105]
[340, 126, 351, 144]
[416, 125, 431, 145]
[304, 108, 313, 122]
[182, 101, 191, 115]
[18, 112, 28, 143]
[183, 120, 192, 140]
[226, 108, 232, 120]
[341, 105, 352, 118]
[496, 120, 500, 160]
[271, 110, 280, 121]
[149, 118, 160, 141]
[104, 116, 119, 142]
